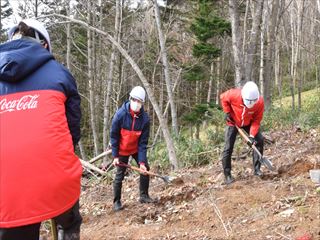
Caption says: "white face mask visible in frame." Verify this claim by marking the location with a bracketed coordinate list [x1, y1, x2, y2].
[243, 99, 257, 109]
[130, 100, 142, 112]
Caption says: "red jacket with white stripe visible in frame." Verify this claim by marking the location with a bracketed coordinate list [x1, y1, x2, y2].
[220, 88, 264, 137]
[0, 39, 82, 227]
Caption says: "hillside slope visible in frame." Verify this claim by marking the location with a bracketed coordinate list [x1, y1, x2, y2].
[77, 128, 320, 240]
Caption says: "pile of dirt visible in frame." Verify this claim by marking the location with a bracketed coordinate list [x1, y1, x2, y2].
[42, 128, 320, 239]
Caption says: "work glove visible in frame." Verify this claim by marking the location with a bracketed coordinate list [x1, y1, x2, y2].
[224, 113, 234, 123]
[113, 157, 119, 166]
[247, 136, 257, 147]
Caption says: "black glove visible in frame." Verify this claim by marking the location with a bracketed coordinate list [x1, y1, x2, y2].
[224, 113, 234, 123]
[247, 136, 257, 147]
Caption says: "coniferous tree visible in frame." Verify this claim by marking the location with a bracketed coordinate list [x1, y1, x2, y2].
[183, 0, 230, 137]
[0, 0, 13, 41]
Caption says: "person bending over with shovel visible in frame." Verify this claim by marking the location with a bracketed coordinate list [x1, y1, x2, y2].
[220, 81, 265, 184]
[110, 86, 155, 211]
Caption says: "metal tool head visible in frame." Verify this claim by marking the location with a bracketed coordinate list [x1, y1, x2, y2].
[261, 157, 275, 171]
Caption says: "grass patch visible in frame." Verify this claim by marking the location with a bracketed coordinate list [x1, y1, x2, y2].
[263, 88, 320, 131]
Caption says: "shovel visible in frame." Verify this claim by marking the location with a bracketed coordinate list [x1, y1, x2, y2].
[235, 125, 275, 171]
[116, 162, 173, 183]
[50, 219, 58, 240]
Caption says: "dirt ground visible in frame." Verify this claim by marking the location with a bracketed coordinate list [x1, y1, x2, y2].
[43, 128, 320, 240]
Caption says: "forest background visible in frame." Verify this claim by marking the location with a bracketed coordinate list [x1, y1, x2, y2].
[1, 0, 319, 170]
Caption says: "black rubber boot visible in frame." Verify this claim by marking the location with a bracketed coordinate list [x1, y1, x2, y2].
[139, 173, 155, 203]
[225, 174, 235, 185]
[139, 194, 155, 203]
[113, 166, 125, 210]
[252, 131, 264, 177]
[113, 200, 123, 211]
[253, 156, 263, 176]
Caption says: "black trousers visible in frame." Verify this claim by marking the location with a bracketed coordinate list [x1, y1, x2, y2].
[113, 154, 150, 203]
[221, 125, 264, 176]
[0, 201, 82, 240]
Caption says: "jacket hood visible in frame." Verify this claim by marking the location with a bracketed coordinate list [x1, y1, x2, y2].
[0, 39, 53, 83]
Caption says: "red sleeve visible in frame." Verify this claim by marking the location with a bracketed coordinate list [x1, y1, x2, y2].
[250, 98, 264, 137]
[220, 90, 232, 113]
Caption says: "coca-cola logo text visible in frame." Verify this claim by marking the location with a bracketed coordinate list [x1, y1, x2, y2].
[0, 94, 39, 114]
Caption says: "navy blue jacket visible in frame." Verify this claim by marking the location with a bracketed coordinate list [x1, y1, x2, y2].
[110, 101, 150, 163]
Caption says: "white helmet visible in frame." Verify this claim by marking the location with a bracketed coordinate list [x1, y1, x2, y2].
[8, 19, 52, 52]
[129, 86, 146, 102]
[241, 81, 260, 108]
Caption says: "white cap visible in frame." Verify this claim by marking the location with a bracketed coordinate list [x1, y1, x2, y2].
[8, 19, 52, 52]
[129, 86, 146, 102]
[241, 81, 260, 108]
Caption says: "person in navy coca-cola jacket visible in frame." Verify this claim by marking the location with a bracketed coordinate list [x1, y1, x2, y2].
[0, 19, 82, 240]
[110, 86, 155, 211]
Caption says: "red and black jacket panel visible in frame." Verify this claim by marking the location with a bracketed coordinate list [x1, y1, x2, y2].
[0, 39, 82, 227]
[220, 88, 264, 137]
[110, 101, 150, 164]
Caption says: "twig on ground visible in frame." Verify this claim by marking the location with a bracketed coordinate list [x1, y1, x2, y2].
[275, 231, 292, 240]
[209, 190, 231, 237]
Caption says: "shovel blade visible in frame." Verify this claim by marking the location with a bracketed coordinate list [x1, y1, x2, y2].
[261, 157, 275, 171]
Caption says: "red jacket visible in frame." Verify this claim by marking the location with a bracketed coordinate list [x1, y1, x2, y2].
[0, 39, 82, 227]
[220, 88, 264, 137]
[110, 101, 150, 163]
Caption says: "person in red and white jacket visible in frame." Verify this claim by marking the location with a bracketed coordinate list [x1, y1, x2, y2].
[220, 81, 265, 184]
[0, 19, 82, 240]
[110, 86, 154, 211]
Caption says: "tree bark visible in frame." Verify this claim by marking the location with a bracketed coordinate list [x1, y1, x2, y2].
[244, 0, 263, 82]
[103, 0, 121, 152]
[216, 57, 221, 105]
[153, 0, 178, 135]
[263, 0, 280, 110]
[228, 0, 244, 86]
[87, 1, 99, 155]
[207, 62, 214, 104]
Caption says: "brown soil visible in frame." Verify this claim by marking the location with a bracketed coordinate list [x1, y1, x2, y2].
[43, 128, 320, 240]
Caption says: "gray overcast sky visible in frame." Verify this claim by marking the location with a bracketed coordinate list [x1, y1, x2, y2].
[4, 0, 166, 29]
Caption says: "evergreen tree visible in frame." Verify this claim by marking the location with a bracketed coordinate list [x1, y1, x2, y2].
[1, 0, 13, 41]
[183, 0, 230, 132]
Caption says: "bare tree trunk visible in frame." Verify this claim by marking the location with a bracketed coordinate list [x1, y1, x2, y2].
[152, 0, 178, 135]
[298, 57, 304, 111]
[290, 5, 296, 111]
[274, 38, 282, 104]
[242, 0, 250, 54]
[244, 0, 263, 82]
[297, 0, 305, 111]
[66, 2, 71, 70]
[289, 0, 305, 111]
[195, 81, 200, 140]
[263, 0, 280, 110]
[152, 70, 181, 147]
[216, 57, 221, 105]
[103, 0, 121, 151]
[0, 0, 2, 31]
[87, 1, 99, 155]
[229, 0, 244, 86]
[259, 1, 267, 97]
[207, 62, 214, 104]
[65, 0, 86, 160]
